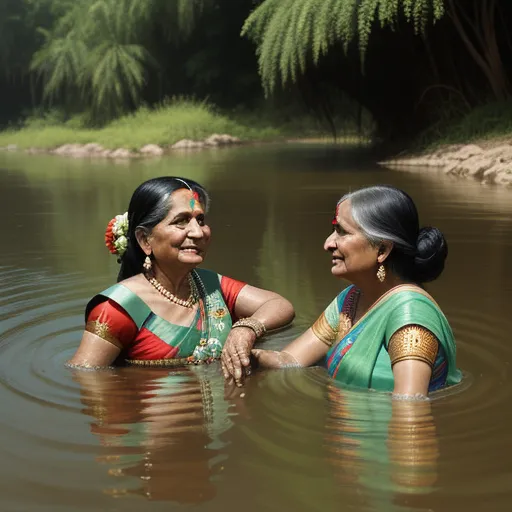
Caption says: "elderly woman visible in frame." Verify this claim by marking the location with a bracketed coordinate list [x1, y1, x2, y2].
[68, 177, 294, 368]
[225, 185, 462, 396]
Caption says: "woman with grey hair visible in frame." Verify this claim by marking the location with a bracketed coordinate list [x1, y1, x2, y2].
[232, 185, 461, 396]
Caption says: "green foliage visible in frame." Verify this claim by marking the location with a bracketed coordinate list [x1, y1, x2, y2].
[242, 0, 445, 94]
[0, 98, 282, 149]
[31, 30, 88, 100]
[0, 0, 50, 80]
[415, 100, 512, 149]
[29, 0, 209, 122]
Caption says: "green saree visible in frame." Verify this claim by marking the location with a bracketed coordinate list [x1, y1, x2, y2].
[324, 285, 462, 391]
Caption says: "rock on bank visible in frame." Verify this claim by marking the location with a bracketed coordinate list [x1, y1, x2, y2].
[381, 142, 512, 186]
[0, 134, 242, 159]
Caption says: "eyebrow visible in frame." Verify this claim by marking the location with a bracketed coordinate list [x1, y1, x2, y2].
[171, 209, 204, 219]
[334, 219, 353, 231]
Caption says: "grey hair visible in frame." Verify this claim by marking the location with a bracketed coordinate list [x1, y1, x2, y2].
[338, 185, 447, 283]
[339, 186, 417, 254]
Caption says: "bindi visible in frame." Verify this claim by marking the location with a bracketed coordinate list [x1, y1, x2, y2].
[332, 201, 341, 226]
[174, 178, 201, 210]
[189, 190, 200, 210]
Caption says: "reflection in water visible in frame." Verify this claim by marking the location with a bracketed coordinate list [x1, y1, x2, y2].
[326, 384, 439, 510]
[257, 179, 318, 331]
[73, 367, 235, 503]
[229, 369, 443, 512]
[2, 146, 512, 511]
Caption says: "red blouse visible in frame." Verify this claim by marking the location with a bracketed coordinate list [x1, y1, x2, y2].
[86, 275, 246, 360]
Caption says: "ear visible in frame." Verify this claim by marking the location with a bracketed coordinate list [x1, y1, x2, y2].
[135, 227, 152, 256]
[377, 241, 393, 264]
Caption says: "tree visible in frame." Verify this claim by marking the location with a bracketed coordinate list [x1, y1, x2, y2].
[242, 0, 445, 95]
[30, 0, 210, 122]
[446, 0, 509, 101]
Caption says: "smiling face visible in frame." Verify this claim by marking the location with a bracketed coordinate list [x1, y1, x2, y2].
[137, 188, 211, 269]
[324, 200, 381, 281]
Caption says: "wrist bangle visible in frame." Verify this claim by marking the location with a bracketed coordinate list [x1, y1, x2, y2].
[232, 317, 266, 339]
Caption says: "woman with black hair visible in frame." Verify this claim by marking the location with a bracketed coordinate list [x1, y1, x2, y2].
[68, 176, 294, 371]
[245, 185, 462, 397]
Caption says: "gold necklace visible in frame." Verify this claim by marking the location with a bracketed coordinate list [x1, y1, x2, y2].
[145, 273, 199, 308]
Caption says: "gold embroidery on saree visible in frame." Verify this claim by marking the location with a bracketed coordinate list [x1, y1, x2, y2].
[335, 313, 352, 343]
[85, 320, 124, 349]
[312, 312, 338, 347]
[312, 312, 353, 347]
[388, 325, 439, 368]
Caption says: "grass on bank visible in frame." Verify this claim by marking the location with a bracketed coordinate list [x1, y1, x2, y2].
[0, 98, 373, 150]
[0, 100, 284, 150]
[414, 100, 512, 151]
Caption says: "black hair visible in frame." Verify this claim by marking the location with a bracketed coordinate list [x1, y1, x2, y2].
[117, 177, 209, 282]
[339, 185, 448, 283]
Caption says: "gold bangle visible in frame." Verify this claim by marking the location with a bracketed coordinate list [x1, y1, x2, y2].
[232, 317, 266, 339]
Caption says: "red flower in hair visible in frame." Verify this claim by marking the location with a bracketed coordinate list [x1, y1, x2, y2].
[104, 218, 117, 254]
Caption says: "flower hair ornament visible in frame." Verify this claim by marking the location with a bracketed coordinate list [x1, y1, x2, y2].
[105, 212, 129, 258]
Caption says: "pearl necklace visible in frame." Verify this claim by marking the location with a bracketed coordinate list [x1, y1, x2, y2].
[145, 273, 199, 308]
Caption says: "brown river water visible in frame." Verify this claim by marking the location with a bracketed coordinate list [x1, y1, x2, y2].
[1, 144, 512, 511]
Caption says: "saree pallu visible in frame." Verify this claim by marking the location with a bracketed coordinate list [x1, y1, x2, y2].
[85, 268, 239, 365]
[323, 285, 462, 391]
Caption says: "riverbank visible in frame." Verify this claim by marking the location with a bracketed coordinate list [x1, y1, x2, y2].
[0, 98, 375, 159]
[381, 138, 512, 186]
[380, 101, 512, 187]
[0, 136, 245, 159]
[0, 100, 287, 158]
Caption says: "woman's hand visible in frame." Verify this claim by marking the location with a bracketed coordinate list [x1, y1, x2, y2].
[221, 327, 256, 387]
[251, 349, 301, 369]
[222, 325, 330, 385]
[221, 283, 295, 386]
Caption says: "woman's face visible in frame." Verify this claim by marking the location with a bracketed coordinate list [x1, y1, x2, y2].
[324, 200, 379, 281]
[141, 188, 211, 268]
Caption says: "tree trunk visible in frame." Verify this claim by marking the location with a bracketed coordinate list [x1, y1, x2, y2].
[447, 0, 509, 100]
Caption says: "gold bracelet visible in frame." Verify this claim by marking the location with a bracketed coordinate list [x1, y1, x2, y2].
[232, 317, 266, 339]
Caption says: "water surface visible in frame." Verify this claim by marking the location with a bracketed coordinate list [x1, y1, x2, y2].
[1, 144, 512, 511]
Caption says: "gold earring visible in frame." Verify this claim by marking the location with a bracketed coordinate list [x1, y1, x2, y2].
[143, 256, 152, 271]
[377, 264, 386, 283]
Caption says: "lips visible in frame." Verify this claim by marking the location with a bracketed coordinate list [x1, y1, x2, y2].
[180, 246, 201, 254]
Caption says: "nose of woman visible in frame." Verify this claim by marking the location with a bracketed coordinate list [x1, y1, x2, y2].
[324, 231, 337, 252]
[188, 218, 204, 238]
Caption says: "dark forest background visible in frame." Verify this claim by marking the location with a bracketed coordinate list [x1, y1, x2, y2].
[2, 0, 511, 146]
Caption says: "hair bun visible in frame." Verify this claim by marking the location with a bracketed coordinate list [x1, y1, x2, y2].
[414, 227, 448, 282]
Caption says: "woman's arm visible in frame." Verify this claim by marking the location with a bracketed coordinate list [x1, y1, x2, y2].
[67, 331, 121, 368]
[392, 360, 432, 396]
[388, 325, 438, 397]
[221, 285, 295, 386]
[233, 284, 295, 330]
[67, 299, 136, 368]
[251, 327, 331, 368]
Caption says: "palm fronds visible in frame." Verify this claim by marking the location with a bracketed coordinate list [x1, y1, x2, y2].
[29, 0, 208, 122]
